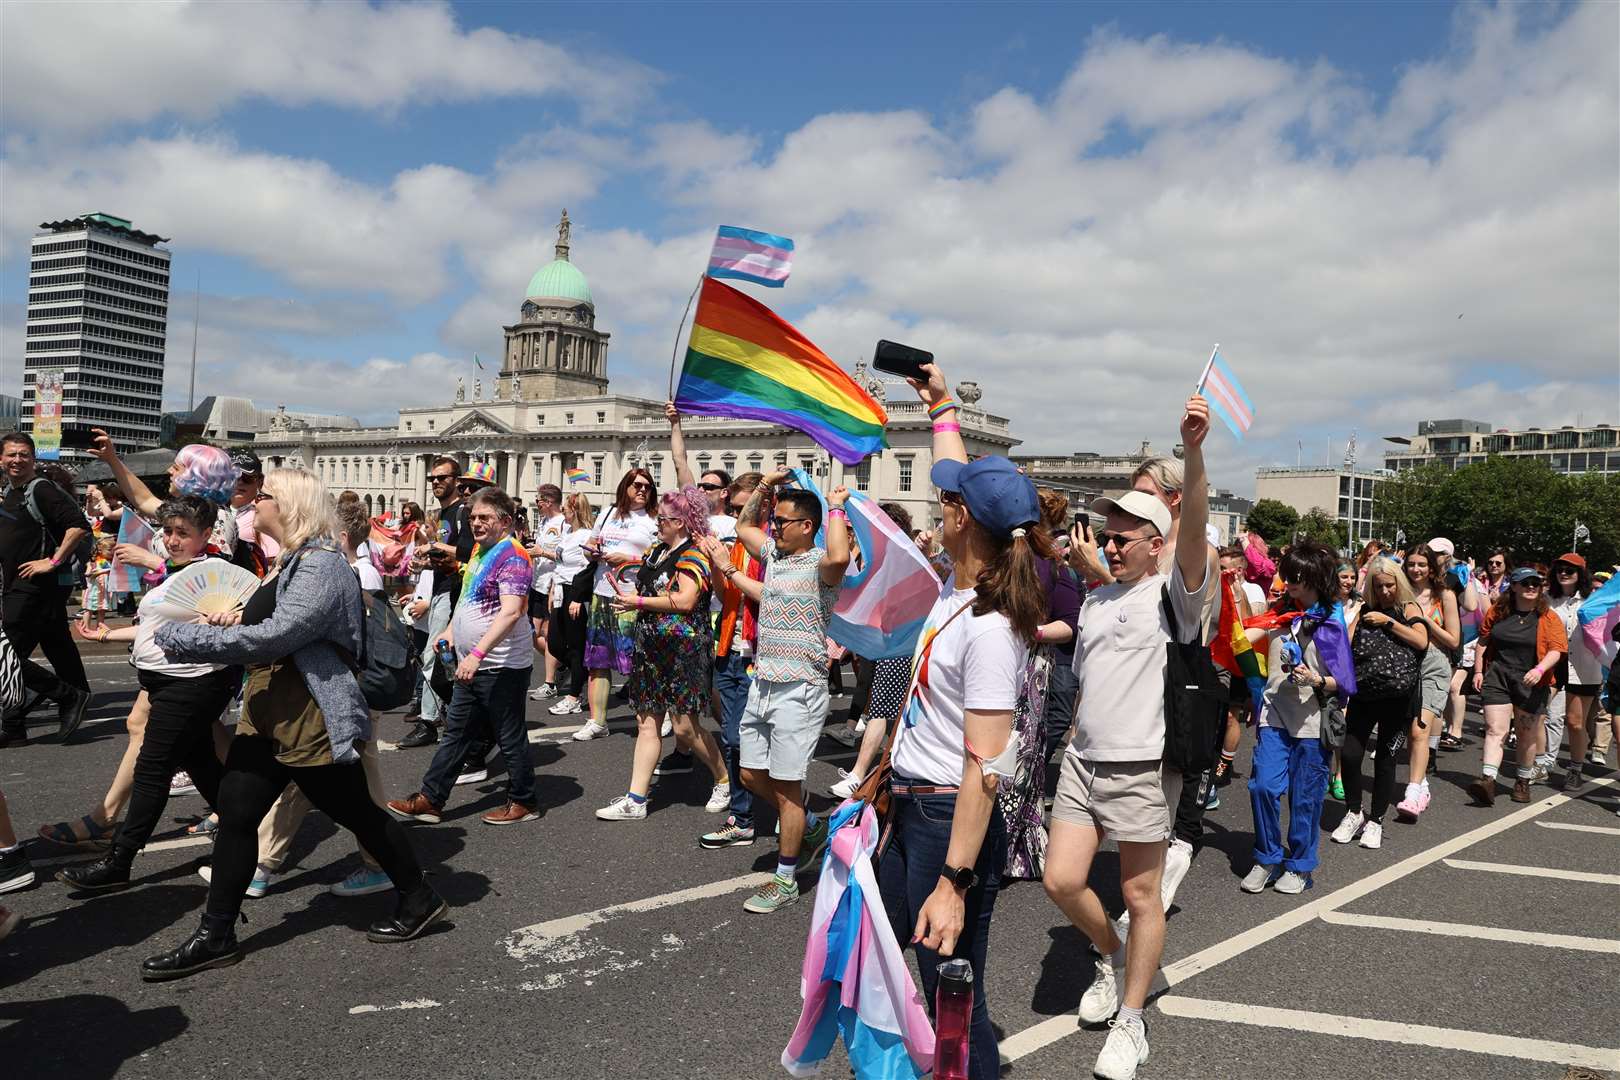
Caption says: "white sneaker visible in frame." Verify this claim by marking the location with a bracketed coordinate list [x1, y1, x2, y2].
[595, 795, 647, 821]
[660, 717, 674, 737]
[1358, 820, 1383, 850]
[1273, 869, 1313, 895]
[454, 766, 488, 786]
[571, 720, 609, 741]
[1077, 956, 1118, 1024]
[1161, 837, 1193, 912]
[169, 771, 198, 798]
[1094, 1017, 1149, 1080]
[528, 683, 557, 701]
[704, 782, 730, 813]
[825, 725, 861, 748]
[549, 695, 582, 716]
[828, 770, 863, 800]
[1239, 863, 1277, 893]
[198, 864, 271, 898]
[1331, 809, 1366, 845]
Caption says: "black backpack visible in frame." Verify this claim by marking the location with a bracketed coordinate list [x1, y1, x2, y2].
[23, 477, 95, 586]
[354, 586, 419, 711]
[1161, 585, 1226, 773]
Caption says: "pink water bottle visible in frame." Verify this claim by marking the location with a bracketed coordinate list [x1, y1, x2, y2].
[933, 958, 974, 1080]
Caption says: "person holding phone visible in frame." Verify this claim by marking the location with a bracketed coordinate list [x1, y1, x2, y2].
[571, 468, 658, 742]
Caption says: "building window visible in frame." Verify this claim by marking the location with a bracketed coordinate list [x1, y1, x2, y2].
[855, 458, 871, 492]
[405, 421, 412, 431]
[428, 419, 435, 430]
[341, 462, 348, 483]
[898, 457, 913, 492]
[596, 410, 605, 424]
[722, 453, 737, 475]
[535, 413, 545, 426]
[591, 456, 604, 484]
[649, 457, 663, 483]
[565, 412, 574, 426]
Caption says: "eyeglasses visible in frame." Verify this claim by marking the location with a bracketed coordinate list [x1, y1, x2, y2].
[1487, 559, 1505, 567]
[656, 514, 682, 525]
[430, 474, 456, 484]
[469, 513, 504, 525]
[1098, 531, 1152, 551]
[772, 515, 810, 529]
[698, 482, 724, 492]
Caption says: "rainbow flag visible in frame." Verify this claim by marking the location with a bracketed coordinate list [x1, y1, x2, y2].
[565, 466, 591, 485]
[675, 278, 888, 466]
[1210, 571, 1266, 716]
[707, 225, 794, 288]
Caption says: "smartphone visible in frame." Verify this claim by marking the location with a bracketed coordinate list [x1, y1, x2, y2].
[1072, 513, 1092, 538]
[58, 426, 98, 450]
[872, 339, 934, 381]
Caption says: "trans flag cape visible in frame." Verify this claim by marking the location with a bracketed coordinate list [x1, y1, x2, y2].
[1244, 599, 1357, 703]
[367, 515, 421, 580]
[783, 801, 934, 1079]
[1577, 573, 1620, 663]
[1210, 570, 1266, 717]
[786, 470, 939, 659]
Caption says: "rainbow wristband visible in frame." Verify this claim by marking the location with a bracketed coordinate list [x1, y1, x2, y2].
[927, 399, 958, 420]
[932, 421, 962, 434]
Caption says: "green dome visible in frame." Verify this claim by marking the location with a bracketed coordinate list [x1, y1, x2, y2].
[526, 258, 592, 304]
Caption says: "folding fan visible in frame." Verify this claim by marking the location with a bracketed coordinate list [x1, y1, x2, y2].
[157, 560, 262, 616]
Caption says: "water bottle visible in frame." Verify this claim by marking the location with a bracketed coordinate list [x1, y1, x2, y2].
[933, 958, 974, 1080]
[435, 639, 456, 667]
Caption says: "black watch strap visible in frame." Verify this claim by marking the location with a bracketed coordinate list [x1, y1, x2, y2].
[941, 863, 975, 889]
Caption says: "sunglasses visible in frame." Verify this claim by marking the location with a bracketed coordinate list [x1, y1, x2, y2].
[252, 492, 275, 504]
[698, 482, 724, 492]
[628, 481, 652, 491]
[1098, 531, 1152, 551]
[1514, 579, 1543, 588]
[1555, 566, 1579, 574]
[656, 514, 683, 525]
[431, 474, 456, 483]
[772, 515, 810, 529]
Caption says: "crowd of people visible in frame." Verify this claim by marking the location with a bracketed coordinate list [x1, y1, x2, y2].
[0, 368, 1615, 1079]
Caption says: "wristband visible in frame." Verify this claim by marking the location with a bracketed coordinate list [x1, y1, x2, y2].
[1033, 625, 1044, 643]
[927, 399, 958, 420]
[828, 508, 848, 520]
[49, 555, 62, 567]
[469, 646, 487, 660]
[932, 421, 962, 434]
[635, 595, 643, 610]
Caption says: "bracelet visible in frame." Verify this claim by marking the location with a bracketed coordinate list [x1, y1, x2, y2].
[98, 625, 110, 642]
[469, 646, 487, 660]
[828, 508, 848, 520]
[927, 399, 958, 420]
[635, 595, 643, 610]
[932, 421, 962, 434]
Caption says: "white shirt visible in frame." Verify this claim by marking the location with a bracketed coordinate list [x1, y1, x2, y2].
[1070, 558, 1212, 763]
[351, 556, 384, 593]
[890, 578, 1027, 787]
[530, 512, 567, 595]
[591, 508, 657, 598]
[133, 567, 226, 678]
[551, 529, 593, 606]
[708, 513, 738, 542]
[1240, 580, 1266, 613]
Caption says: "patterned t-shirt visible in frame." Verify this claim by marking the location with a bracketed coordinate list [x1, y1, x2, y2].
[753, 539, 836, 683]
[450, 541, 536, 670]
[636, 541, 712, 639]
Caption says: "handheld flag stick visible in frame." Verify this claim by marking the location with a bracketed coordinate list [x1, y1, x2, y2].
[668, 275, 703, 398]
[1194, 343, 1220, 394]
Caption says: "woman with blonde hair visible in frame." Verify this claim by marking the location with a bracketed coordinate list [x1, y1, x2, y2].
[1333, 557, 1427, 850]
[1394, 544, 1460, 822]
[543, 490, 596, 717]
[143, 468, 443, 981]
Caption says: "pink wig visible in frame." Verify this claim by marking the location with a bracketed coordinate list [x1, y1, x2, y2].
[658, 485, 711, 540]
[173, 444, 241, 505]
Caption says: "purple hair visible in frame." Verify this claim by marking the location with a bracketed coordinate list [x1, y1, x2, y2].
[173, 444, 241, 505]
[658, 485, 711, 540]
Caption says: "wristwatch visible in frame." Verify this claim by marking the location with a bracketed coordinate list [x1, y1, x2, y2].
[940, 863, 976, 890]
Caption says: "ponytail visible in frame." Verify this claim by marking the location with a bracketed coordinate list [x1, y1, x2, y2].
[972, 524, 1053, 643]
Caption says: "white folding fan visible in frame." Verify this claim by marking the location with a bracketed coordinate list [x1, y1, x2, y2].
[156, 560, 262, 617]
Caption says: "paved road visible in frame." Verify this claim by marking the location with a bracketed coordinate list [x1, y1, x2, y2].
[3, 651, 1618, 1080]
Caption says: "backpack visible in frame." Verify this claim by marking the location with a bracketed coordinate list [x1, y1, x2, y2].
[354, 585, 419, 711]
[23, 477, 95, 587]
[1161, 586, 1227, 773]
[1351, 613, 1421, 700]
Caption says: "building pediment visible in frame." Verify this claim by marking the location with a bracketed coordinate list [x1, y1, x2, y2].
[439, 409, 518, 439]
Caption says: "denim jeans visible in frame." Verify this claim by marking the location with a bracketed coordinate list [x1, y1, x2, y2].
[712, 652, 754, 829]
[421, 666, 535, 808]
[877, 774, 1007, 1080]
[418, 592, 453, 725]
[1248, 725, 1332, 873]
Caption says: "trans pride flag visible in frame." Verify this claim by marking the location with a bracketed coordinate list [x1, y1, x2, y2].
[1196, 346, 1255, 440]
[707, 225, 794, 288]
[783, 800, 934, 1079]
[1577, 573, 1620, 663]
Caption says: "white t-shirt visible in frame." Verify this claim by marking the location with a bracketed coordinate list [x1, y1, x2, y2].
[708, 513, 738, 542]
[591, 508, 657, 598]
[530, 512, 567, 595]
[1070, 558, 1212, 763]
[1240, 580, 1266, 614]
[133, 566, 226, 678]
[351, 556, 384, 593]
[890, 578, 1027, 787]
[550, 529, 593, 606]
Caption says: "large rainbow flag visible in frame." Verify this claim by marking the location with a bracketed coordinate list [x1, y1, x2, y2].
[1210, 570, 1266, 716]
[675, 278, 888, 466]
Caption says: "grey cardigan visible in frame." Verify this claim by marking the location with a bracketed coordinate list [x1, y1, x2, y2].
[157, 541, 371, 763]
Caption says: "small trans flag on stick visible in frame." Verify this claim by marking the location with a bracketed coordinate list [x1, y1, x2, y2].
[1195, 345, 1254, 440]
[706, 225, 794, 288]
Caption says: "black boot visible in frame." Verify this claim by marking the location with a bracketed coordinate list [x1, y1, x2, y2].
[367, 882, 447, 943]
[140, 912, 244, 981]
[55, 851, 132, 893]
[56, 685, 92, 742]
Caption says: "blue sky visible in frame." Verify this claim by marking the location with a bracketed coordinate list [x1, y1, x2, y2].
[2, 0, 1614, 492]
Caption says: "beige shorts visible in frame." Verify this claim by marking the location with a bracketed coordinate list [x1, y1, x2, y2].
[1052, 754, 1182, 843]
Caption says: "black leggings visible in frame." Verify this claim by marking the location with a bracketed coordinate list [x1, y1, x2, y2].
[1343, 695, 1410, 821]
[112, 668, 240, 866]
[547, 602, 588, 698]
[208, 734, 424, 919]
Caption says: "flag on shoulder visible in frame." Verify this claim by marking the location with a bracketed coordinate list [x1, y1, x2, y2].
[707, 225, 794, 288]
[1196, 346, 1254, 440]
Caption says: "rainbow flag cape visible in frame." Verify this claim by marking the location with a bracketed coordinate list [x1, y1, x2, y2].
[1210, 570, 1266, 716]
[675, 278, 888, 466]
[460, 536, 531, 610]
[1577, 573, 1620, 663]
[565, 466, 591, 485]
[783, 800, 934, 1079]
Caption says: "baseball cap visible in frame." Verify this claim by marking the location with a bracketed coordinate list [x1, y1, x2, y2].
[1553, 552, 1586, 570]
[1090, 490, 1172, 540]
[1507, 566, 1544, 585]
[230, 448, 263, 476]
[1427, 537, 1454, 557]
[461, 461, 497, 487]
[930, 457, 1039, 539]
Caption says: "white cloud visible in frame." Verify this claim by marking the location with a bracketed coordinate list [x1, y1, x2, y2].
[0, 0, 657, 135]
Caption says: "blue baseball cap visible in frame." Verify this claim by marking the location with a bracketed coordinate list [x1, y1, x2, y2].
[931, 456, 1040, 539]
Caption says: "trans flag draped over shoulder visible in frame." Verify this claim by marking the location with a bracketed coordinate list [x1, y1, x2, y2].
[783, 801, 934, 1079]
[1577, 573, 1620, 663]
[785, 469, 940, 660]
[1242, 600, 1358, 703]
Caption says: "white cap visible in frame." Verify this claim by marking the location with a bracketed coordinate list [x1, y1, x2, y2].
[1090, 490, 1172, 539]
[1427, 537, 1455, 557]
[1205, 523, 1222, 548]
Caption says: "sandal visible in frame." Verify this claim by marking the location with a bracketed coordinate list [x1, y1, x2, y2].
[37, 814, 118, 850]
[1438, 733, 1464, 751]
[186, 814, 220, 836]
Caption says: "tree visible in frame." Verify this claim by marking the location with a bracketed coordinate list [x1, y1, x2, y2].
[1297, 506, 1347, 551]
[1244, 499, 1298, 548]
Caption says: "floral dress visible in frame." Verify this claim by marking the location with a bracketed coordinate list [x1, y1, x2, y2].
[624, 540, 714, 716]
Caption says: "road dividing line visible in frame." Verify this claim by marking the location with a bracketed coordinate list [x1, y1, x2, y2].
[1442, 857, 1620, 885]
[1535, 820, 1620, 837]
[1154, 997, 1620, 1072]
[504, 872, 772, 961]
[1319, 910, 1620, 954]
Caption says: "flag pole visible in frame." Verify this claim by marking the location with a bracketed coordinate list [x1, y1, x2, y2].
[1194, 344, 1219, 393]
[669, 275, 703, 399]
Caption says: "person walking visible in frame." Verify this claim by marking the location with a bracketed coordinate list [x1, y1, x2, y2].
[1395, 544, 1460, 821]
[400, 457, 476, 748]
[1543, 554, 1600, 789]
[572, 468, 658, 742]
[543, 491, 595, 718]
[527, 484, 566, 700]
[1469, 567, 1567, 806]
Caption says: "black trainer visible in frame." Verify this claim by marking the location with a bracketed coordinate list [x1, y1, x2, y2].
[367, 882, 448, 943]
[654, 751, 694, 777]
[0, 844, 35, 893]
[56, 852, 132, 893]
[0, 725, 25, 749]
[141, 912, 244, 981]
[399, 721, 440, 748]
[57, 686, 92, 742]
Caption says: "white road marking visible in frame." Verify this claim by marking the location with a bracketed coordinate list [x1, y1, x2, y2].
[376, 718, 635, 753]
[1442, 857, 1620, 885]
[349, 998, 443, 1014]
[1534, 820, 1620, 836]
[1318, 910, 1620, 954]
[1000, 776, 1618, 1063]
[30, 832, 213, 868]
[503, 872, 772, 962]
[1154, 997, 1620, 1071]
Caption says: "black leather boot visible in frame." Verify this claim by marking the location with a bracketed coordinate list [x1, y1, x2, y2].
[141, 912, 244, 981]
[367, 882, 447, 943]
[55, 851, 132, 893]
